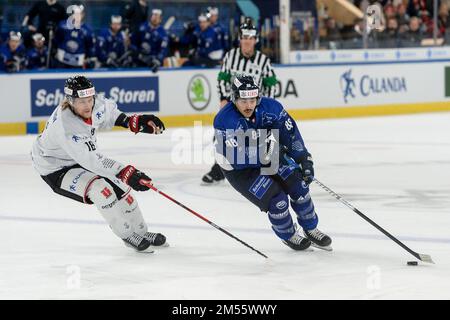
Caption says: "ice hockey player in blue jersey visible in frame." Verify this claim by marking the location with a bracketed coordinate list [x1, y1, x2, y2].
[183, 13, 223, 67]
[97, 15, 129, 68]
[196, 13, 223, 62]
[132, 8, 168, 72]
[207, 7, 229, 53]
[53, 5, 96, 69]
[214, 75, 332, 251]
[0, 31, 27, 73]
[27, 33, 48, 70]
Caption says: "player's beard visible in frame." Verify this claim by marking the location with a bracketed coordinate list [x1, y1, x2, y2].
[243, 108, 254, 117]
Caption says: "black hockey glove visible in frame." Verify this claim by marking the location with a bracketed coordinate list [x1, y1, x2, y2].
[298, 153, 314, 185]
[117, 165, 151, 191]
[5, 59, 19, 73]
[128, 114, 166, 134]
[149, 58, 161, 73]
[84, 57, 97, 69]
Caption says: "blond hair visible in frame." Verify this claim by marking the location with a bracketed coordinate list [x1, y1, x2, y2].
[61, 98, 72, 110]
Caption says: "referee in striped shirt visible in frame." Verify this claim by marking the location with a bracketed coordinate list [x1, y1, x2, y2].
[202, 19, 278, 184]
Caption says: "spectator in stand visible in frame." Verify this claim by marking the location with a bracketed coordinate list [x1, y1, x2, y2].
[396, 3, 411, 34]
[122, 0, 149, 35]
[21, 0, 67, 44]
[53, 5, 96, 69]
[132, 9, 168, 72]
[359, 0, 387, 31]
[384, 3, 397, 20]
[400, 16, 424, 47]
[27, 33, 48, 70]
[0, 31, 28, 73]
[324, 17, 342, 44]
[407, 0, 433, 24]
[437, 2, 450, 37]
[97, 15, 132, 68]
[379, 16, 400, 47]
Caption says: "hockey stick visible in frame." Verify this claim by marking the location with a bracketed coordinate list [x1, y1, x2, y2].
[46, 27, 54, 69]
[139, 180, 268, 259]
[164, 16, 176, 31]
[282, 154, 434, 263]
[313, 178, 435, 264]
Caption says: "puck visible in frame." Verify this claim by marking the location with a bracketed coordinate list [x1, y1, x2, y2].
[407, 261, 418, 266]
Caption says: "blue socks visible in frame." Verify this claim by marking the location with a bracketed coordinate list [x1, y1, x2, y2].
[267, 192, 295, 240]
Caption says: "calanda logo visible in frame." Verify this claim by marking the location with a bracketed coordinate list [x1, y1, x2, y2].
[340, 69, 407, 103]
[188, 75, 211, 111]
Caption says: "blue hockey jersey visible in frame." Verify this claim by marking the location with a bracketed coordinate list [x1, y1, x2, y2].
[27, 46, 48, 69]
[96, 28, 127, 64]
[132, 22, 168, 63]
[0, 43, 27, 72]
[214, 97, 308, 171]
[54, 20, 96, 67]
[211, 22, 229, 52]
[197, 26, 223, 60]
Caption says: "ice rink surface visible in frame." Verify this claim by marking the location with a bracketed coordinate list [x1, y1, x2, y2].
[1, 112, 449, 300]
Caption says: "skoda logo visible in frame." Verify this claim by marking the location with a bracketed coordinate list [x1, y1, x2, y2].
[187, 74, 211, 111]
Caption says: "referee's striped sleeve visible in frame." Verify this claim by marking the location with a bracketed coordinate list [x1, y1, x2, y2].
[262, 58, 278, 98]
[217, 50, 231, 101]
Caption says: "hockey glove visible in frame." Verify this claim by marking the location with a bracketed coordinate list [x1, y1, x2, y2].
[5, 59, 19, 73]
[106, 57, 120, 68]
[298, 153, 314, 185]
[128, 114, 165, 134]
[149, 58, 161, 73]
[117, 165, 152, 191]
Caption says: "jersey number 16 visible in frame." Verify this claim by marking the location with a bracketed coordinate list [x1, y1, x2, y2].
[85, 141, 97, 151]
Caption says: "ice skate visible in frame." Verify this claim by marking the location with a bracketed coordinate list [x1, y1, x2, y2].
[123, 232, 153, 252]
[201, 163, 225, 185]
[303, 228, 333, 251]
[144, 231, 169, 247]
[282, 227, 312, 251]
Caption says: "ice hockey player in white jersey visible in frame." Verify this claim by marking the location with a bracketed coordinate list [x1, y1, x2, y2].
[31, 75, 167, 252]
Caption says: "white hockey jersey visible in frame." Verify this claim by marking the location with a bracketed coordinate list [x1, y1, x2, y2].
[31, 94, 125, 179]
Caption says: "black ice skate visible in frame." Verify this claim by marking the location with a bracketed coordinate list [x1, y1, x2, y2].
[123, 232, 152, 252]
[303, 228, 333, 251]
[282, 230, 312, 251]
[202, 163, 225, 184]
[144, 232, 168, 247]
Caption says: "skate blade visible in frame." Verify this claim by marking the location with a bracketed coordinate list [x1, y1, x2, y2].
[123, 242, 155, 253]
[288, 246, 314, 252]
[282, 241, 314, 252]
[311, 243, 333, 252]
[200, 180, 223, 186]
[136, 248, 155, 254]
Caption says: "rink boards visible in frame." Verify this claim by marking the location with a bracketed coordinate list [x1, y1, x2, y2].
[1, 52, 450, 135]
